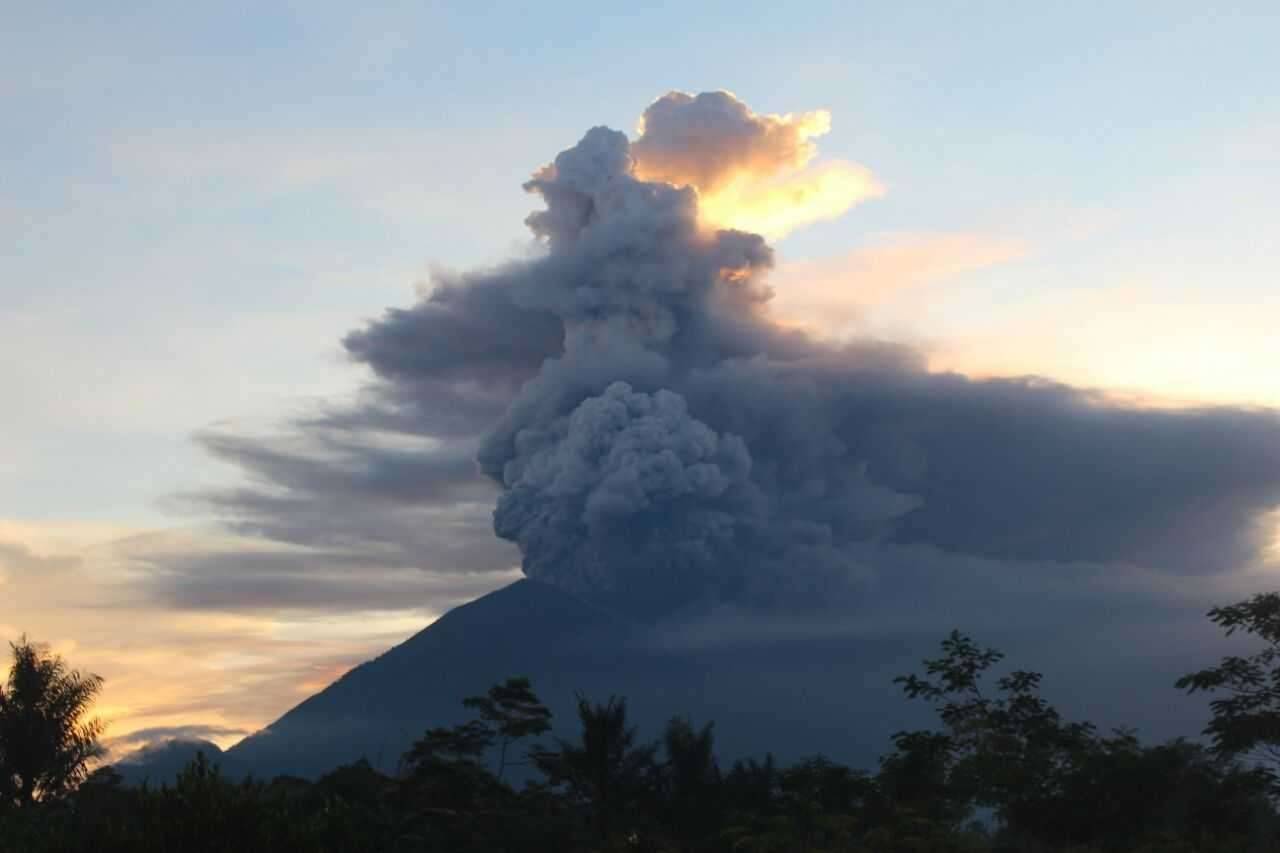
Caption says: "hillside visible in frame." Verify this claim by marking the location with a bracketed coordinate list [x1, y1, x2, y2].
[214, 579, 943, 780]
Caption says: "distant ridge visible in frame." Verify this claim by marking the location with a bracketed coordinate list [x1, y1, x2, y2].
[116, 738, 224, 787]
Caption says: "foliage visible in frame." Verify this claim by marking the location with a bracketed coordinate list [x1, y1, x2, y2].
[462, 676, 553, 780]
[7, 595, 1280, 851]
[1177, 592, 1280, 774]
[532, 694, 660, 843]
[893, 629, 1278, 852]
[894, 630, 1097, 826]
[656, 716, 722, 843]
[401, 676, 552, 784]
[0, 636, 104, 807]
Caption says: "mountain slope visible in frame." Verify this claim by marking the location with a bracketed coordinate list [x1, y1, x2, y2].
[224, 579, 628, 778]
[218, 578, 935, 780]
[200, 577, 1208, 782]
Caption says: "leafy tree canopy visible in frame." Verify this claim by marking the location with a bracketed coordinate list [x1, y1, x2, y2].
[0, 636, 104, 807]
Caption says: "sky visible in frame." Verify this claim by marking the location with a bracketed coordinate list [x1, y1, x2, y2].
[2, 1, 1279, 757]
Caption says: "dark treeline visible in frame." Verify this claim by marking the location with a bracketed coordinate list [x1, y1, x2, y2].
[5, 594, 1280, 852]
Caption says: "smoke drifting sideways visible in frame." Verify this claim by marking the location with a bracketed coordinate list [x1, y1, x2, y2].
[336, 90, 1280, 622]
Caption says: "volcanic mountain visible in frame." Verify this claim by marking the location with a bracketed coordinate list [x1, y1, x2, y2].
[116, 574, 1224, 786]
[217, 578, 932, 780]
[118, 89, 1280, 784]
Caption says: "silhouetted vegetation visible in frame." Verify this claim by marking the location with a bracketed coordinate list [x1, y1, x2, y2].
[1, 636, 104, 808]
[5, 596, 1280, 851]
[1177, 592, 1280, 776]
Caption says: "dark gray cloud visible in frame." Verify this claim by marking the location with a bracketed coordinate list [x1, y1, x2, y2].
[492, 381, 759, 615]
[198, 430, 490, 509]
[301, 380, 516, 441]
[344, 270, 563, 388]
[142, 417, 517, 614]
[659, 542, 1222, 642]
[165, 420, 518, 612]
[137, 548, 515, 613]
[185, 90, 1280, 624]
[677, 361, 1280, 576]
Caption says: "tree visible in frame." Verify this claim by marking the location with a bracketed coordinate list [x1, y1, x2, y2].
[462, 677, 552, 781]
[402, 676, 552, 783]
[657, 716, 721, 843]
[723, 753, 779, 817]
[400, 717, 503, 825]
[876, 730, 963, 826]
[532, 695, 658, 843]
[0, 636, 105, 807]
[402, 720, 495, 770]
[398, 677, 555, 851]
[1045, 734, 1277, 849]
[1176, 591, 1280, 774]
[894, 631, 1095, 835]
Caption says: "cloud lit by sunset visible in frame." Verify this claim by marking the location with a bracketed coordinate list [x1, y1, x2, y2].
[765, 233, 1027, 335]
[694, 160, 884, 239]
[631, 91, 884, 238]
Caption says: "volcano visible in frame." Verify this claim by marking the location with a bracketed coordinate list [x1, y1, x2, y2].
[117, 89, 1279, 785]
[215, 578, 932, 780]
[115, 574, 1222, 785]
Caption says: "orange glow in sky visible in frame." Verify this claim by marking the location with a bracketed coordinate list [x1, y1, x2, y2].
[696, 161, 884, 239]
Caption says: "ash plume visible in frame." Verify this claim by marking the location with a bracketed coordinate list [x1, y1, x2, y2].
[630, 90, 883, 238]
[193, 90, 1280, 624]
[331, 90, 1280, 620]
[631, 90, 832, 193]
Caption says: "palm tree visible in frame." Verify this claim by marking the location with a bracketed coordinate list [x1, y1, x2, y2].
[0, 636, 105, 806]
[659, 716, 721, 841]
[533, 695, 657, 843]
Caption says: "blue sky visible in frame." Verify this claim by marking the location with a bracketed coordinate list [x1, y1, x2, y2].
[2, 1, 1278, 750]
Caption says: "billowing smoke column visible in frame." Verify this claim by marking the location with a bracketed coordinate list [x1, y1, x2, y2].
[343, 91, 1280, 621]
[464, 100, 925, 616]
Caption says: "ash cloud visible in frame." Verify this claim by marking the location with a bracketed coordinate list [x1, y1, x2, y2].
[492, 381, 757, 615]
[344, 270, 563, 390]
[197, 90, 1280, 622]
[629, 90, 883, 238]
[631, 90, 831, 192]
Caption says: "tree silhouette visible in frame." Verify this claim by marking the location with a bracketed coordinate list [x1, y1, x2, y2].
[402, 676, 552, 786]
[403, 720, 494, 769]
[2, 655, 1280, 851]
[724, 753, 779, 816]
[532, 695, 657, 843]
[657, 716, 721, 843]
[0, 636, 105, 807]
[462, 676, 552, 780]
[1177, 591, 1280, 775]
[877, 729, 963, 825]
[895, 630, 1095, 835]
